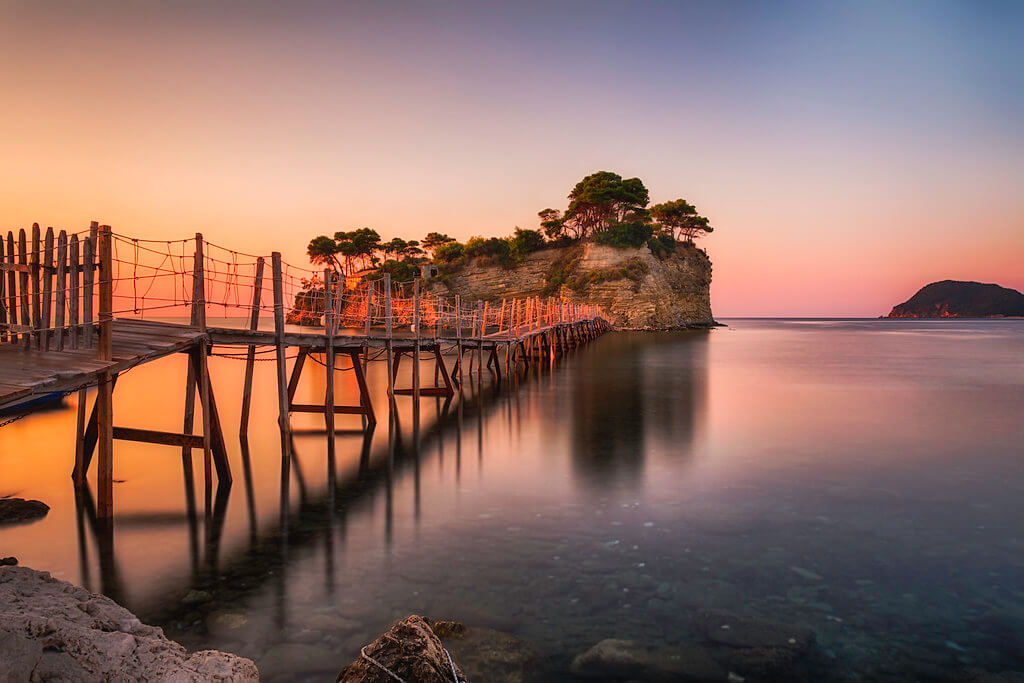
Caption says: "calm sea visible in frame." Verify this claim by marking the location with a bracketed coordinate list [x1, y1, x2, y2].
[1, 319, 1022, 681]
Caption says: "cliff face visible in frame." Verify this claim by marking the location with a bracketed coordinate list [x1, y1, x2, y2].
[888, 280, 1024, 318]
[428, 242, 715, 329]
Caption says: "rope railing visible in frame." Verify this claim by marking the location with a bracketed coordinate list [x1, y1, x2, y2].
[0, 223, 608, 356]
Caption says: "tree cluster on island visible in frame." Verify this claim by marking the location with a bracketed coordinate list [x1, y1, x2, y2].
[305, 171, 713, 284]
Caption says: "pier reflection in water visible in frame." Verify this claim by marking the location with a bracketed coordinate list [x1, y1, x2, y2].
[4, 321, 1024, 681]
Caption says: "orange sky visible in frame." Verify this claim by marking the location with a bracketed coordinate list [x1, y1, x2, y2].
[1, 2, 1021, 317]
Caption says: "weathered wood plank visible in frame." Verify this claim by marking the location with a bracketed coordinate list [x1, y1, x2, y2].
[41, 227, 54, 350]
[54, 231, 67, 350]
[113, 427, 204, 448]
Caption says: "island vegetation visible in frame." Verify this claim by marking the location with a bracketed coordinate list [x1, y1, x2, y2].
[303, 171, 714, 284]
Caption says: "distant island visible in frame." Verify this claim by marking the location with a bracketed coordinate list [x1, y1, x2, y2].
[887, 280, 1024, 318]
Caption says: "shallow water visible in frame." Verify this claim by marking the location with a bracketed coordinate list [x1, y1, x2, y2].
[2, 319, 1023, 680]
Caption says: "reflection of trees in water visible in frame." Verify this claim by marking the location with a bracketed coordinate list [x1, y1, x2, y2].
[570, 331, 708, 489]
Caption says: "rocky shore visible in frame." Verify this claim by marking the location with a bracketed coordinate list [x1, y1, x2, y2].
[0, 566, 258, 681]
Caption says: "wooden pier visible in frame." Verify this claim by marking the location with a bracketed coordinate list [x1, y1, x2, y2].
[0, 223, 611, 517]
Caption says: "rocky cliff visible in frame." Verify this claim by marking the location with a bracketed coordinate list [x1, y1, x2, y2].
[888, 280, 1024, 318]
[428, 242, 715, 329]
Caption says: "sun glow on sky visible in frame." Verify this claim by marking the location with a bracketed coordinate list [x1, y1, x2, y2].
[1, 1, 1021, 316]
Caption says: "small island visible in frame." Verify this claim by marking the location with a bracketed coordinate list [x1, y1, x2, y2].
[887, 280, 1024, 318]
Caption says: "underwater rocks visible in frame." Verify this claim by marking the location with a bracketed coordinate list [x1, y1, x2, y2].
[571, 638, 728, 681]
[0, 497, 49, 526]
[337, 615, 466, 683]
[437, 621, 535, 683]
[570, 610, 817, 681]
[0, 566, 257, 682]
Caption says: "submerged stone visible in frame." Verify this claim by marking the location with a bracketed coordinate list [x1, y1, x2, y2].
[571, 638, 727, 681]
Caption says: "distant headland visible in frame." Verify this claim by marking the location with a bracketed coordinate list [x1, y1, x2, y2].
[887, 280, 1024, 318]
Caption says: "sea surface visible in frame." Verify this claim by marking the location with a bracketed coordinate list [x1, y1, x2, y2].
[1, 319, 1023, 681]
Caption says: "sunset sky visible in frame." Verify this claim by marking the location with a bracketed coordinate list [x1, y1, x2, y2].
[2, 1, 1021, 317]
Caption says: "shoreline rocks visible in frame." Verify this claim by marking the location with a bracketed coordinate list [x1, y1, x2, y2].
[0, 566, 257, 682]
[337, 615, 466, 683]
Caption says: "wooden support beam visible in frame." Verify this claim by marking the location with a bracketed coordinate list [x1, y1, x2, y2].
[289, 404, 369, 415]
[350, 349, 377, 426]
[113, 427, 205, 448]
[324, 269, 336, 455]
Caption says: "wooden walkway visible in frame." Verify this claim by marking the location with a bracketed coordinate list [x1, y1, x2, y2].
[0, 223, 612, 517]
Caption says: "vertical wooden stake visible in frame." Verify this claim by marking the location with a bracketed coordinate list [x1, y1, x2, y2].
[271, 252, 291, 459]
[239, 256, 264, 438]
[324, 269, 336, 455]
[41, 227, 54, 351]
[412, 277, 421, 399]
[384, 273, 394, 399]
[54, 231, 67, 350]
[455, 295, 463, 387]
[95, 225, 114, 518]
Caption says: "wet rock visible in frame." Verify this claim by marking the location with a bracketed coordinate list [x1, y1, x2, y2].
[0, 556, 17, 566]
[0, 566, 257, 681]
[0, 498, 49, 526]
[694, 609, 815, 677]
[337, 615, 466, 683]
[182, 589, 213, 605]
[571, 638, 727, 681]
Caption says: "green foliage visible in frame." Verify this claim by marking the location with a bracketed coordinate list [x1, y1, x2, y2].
[382, 237, 425, 263]
[510, 228, 545, 258]
[307, 228, 382, 274]
[538, 208, 566, 240]
[422, 232, 456, 251]
[647, 232, 677, 258]
[650, 199, 713, 241]
[364, 259, 418, 283]
[564, 171, 649, 239]
[594, 220, 654, 248]
[464, 236, 512, 265]
[433, 241, 465, 263]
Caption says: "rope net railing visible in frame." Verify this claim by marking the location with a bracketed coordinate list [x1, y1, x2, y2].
[1, 223, 608, 353]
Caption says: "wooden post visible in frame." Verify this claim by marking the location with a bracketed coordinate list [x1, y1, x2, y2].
[191, 233, 207, 331]
[476, 301, 484, 382]
[239, 256, 264, 438]
[412, 277, 421, 398]
[54, 231, 67, 350]
[41, 227, 54, 350]
[363, 281, 373, 383]
[30, 224, 41, 349]
[4, 232, 15, 344]
[324, 269, 336, 453]
[82, 235, 94, 347]
[455, 295, 463, 387]
[384, 273, 394, 398]
[95, 225, 114, 517]
[271, 252, 291, 458]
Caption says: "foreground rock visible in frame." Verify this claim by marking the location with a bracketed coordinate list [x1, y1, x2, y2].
[337, 615, 466, 682]
[694, 609, 816, 677]
[0, 566, 257, 682]
[571, 638, 728, 681]
[0, 497, 49, 526]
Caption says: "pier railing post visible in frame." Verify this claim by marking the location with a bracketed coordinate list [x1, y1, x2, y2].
[455, 294, 463, 387]
[96, 224, 114, 517]
[239, 256, 264, 439]
[271, 252, 291, 458]
[384, 274, 394, 399]
[324, 268, 336, 456]
[413, 276, 421, 398]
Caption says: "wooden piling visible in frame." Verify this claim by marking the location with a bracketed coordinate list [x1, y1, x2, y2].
[96, 225, 114, 517]
[324, 269, 336, 453]
[30, 224, 41, 349]
[413, 277, 421, 398]
[41, 227, 54, 350]
[455, 295, 463, 387]
[239, 256, 264, 438]
[384, 273, 394, 399]
[271, 252, 291, 458]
